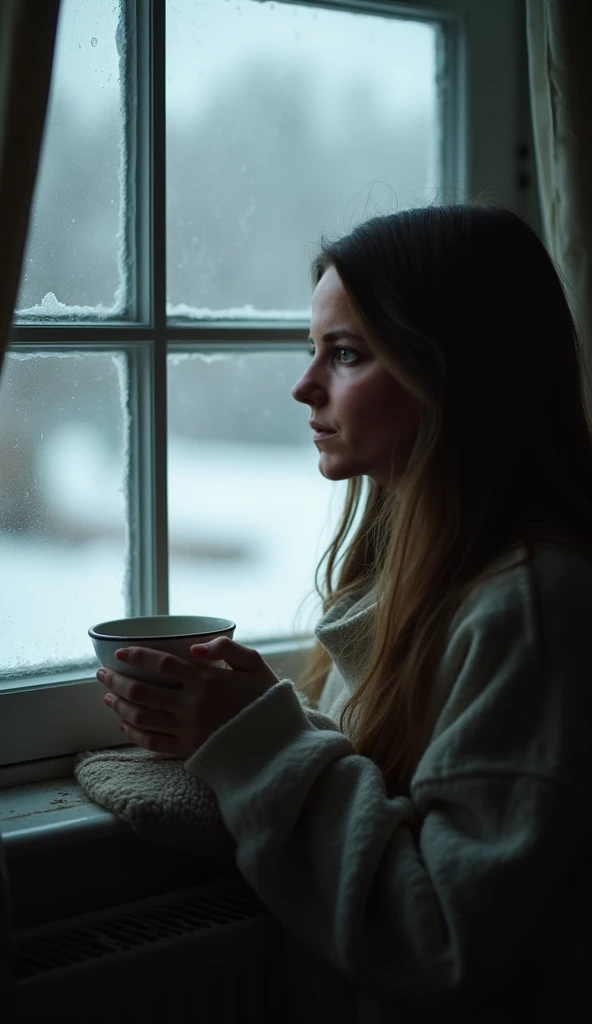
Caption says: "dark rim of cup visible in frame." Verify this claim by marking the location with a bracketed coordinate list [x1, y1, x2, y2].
[88, 621, 236, 642]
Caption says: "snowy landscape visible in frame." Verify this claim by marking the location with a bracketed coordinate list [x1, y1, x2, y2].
[0, 429, 342, 676]
[3, 0, 437, 680]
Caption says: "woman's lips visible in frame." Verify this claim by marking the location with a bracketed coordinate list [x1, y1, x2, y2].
[309, 420, 337, 442]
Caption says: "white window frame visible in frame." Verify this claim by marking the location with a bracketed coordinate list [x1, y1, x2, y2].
[0, 0, 534, 779]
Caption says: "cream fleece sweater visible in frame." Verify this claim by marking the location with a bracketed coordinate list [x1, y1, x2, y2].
[184, 542, 592, 1021]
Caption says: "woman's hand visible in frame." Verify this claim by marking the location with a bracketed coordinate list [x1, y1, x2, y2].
[96, 637, 279, 758]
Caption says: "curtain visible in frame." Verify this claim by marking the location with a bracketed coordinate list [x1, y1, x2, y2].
[0, 0, 61, 375]
[526, 0, 592, 368]
[0, 3, 61, 1014]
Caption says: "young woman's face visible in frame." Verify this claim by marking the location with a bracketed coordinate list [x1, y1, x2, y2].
[292, 266, 419, 486]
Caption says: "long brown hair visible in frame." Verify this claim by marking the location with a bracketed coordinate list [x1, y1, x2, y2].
[299, 202, 592, 795]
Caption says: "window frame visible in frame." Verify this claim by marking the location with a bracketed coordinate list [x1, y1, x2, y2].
[0, 0, 532, 775]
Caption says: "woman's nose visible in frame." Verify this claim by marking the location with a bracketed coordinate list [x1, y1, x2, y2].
[292, 364, 326, 406]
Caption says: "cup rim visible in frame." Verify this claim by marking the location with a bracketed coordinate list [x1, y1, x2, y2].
[89, 615, 236, 643]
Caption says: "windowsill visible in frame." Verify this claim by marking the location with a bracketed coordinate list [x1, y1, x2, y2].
[0, 774, 128, 857]
[0, 638, 312, 854]
[0, 639, 313, 927]
[1, 771, 240, 931]
[0, 638, 313, 769]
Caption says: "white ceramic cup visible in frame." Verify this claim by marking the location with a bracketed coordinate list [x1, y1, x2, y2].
[89, 614, 236, 686]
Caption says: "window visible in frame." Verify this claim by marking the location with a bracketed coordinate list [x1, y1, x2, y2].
[1, 0, 526, 769]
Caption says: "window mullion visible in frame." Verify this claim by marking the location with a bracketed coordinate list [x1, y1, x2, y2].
[151, 344, 169, 616]
[150, 0, 169, 614]
[126, 343, 155, 615]
[436, 13, 467, 204]
[126, 0, 168, 617]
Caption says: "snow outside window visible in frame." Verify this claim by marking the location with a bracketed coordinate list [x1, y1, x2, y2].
[3, 0, 442, 685]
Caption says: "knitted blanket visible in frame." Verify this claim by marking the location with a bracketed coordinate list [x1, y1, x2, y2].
[74, 697, 339, 857]
[74, 748, 235, 857]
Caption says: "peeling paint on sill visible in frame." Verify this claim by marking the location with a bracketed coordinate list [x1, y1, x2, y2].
[0, 777, 128, 857]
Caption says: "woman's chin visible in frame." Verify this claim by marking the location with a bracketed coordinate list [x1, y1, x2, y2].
[318, 456, 359, 482]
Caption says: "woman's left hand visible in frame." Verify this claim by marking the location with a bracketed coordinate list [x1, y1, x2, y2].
[96, 637, 279, 758]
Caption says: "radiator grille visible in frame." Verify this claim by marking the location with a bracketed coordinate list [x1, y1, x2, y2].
[15, 881, 268, 979]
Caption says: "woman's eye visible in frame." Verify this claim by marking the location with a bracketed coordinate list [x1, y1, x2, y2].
[335, 347, 359, 364]
[306, 344, 360, 364]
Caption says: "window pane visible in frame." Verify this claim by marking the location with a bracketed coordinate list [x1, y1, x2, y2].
[167, 0, 440, 317]
[15, 0, 126, 320]
[0, 352, 129, 678]
[168, 351, 342, 640]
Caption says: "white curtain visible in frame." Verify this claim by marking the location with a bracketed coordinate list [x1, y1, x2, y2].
[526, 0, 592, 366]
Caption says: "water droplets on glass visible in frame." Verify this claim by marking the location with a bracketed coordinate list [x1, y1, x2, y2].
[15, 1, 125, 319]
[0, 352, 129, 677]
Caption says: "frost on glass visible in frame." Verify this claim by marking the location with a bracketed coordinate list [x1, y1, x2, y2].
[166, 0, 440, 318]
[0, 352, 129, 678]
[15, 0, 126, 320]
[167, 351, 346, 640]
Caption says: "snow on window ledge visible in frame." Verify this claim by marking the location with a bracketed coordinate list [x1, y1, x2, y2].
[13, 293, 312, 322]
[14, 291, 124, 321]
[166, 302, 311, 321]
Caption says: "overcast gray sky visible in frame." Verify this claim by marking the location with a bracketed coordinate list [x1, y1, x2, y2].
[53, 0, 437, 126]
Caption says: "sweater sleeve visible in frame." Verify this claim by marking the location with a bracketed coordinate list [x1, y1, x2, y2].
[292, 680, 342, 732]
[183, 565, 592, 1013]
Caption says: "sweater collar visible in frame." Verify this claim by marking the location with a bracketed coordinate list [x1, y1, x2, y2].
[315, 587, 377, 692]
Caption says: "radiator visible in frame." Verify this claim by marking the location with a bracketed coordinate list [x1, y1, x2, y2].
[11, 877, 284, 1023]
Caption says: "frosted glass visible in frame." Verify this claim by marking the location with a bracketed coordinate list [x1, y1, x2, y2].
[166, 0, 440, 317]
[167, 350, 345, 641]
[15, 0, 125, 318]
[0, 352, 129, 677]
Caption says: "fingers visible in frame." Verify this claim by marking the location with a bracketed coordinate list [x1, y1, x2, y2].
[118, 719, 184, 756]
[115, 646, 196, 686]
[191, 636, 261, 672]
[98, 669, 177, 710]
[105, 690, 177, 735]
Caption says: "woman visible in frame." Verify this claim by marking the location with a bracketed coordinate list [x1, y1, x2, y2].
[97, 204, 592, 1019]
